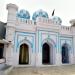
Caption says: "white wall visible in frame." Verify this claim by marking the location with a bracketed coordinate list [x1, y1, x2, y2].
[5, 3, 75, 66]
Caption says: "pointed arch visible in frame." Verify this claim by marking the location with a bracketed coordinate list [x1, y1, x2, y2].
[61, 43, 71, 64]
[18, 39, 32, 65]
[19, 43, 29, 64]
[18, 39, 32, 49]
[42, 38, 56, 47]
[42, 38, 56, 65]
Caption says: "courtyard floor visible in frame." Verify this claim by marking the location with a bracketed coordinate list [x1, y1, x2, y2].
[8, 65, 75, 75]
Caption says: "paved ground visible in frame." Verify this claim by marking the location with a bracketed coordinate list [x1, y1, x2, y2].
[8, 65, 75, 75]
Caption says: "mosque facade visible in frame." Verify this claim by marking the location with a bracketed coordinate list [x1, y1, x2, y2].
[0, 3, 75, 67]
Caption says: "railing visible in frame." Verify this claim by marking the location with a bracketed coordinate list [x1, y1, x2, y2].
[16, 18, 36, 25]
[36, 17, 54, 24]
[61, 26, 71, 31]
[16, 17, 71, 33]
[16, 17, 58, 25]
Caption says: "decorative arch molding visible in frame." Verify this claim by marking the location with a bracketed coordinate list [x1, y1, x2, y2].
[42, 38, 56, 47]
[61, 43, 71, 64]
[42, 38, 56, 64]
[61, 43, 71, 51]
[18, 39, 32, 49]
[17, 39, 32, 65]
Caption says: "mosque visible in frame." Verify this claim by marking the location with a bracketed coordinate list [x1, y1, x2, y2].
[0, 3, 75, 67]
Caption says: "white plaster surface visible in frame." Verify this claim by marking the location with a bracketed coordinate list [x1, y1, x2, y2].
[4, 3, 75, 67]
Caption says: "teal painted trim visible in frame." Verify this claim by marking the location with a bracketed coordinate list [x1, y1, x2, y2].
[15, 33, 18, 52]
[17, 35, 34, 52]
[14, 32, 18, 53]
[58, 33, 60, 53]
[40, 33, 42, 52]
[34, 33, 36, 53]
[72, 37, 74, 55]
[38, 29, 73, 54]
[60, 35, 73, 38]
[17, 37, 33, 48]
[37, 29, 74, 55]
[38, 30, 39, 52]
[38, 30, 58, 53]
[56, 35, 58, 53]
[60, 37, 73, 54]
[30, 37, 35, 52]
[16, 34, 18, 52]
[38, 31, 42, 53]
[38, 29, 59, 53]
[16, 31, 35, 34]
[37, 29, 59, 34]
[15, 31, 35, 53]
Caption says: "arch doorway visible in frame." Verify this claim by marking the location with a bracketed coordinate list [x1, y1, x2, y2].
[19, 44, 29, 64]
[62, 44, 69, 63]
[42, 43, 52, 64]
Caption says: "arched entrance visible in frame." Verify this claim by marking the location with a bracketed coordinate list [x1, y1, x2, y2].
[62, 43, 69, 63]
[19, 44, 29, 64]
[42, 43, 50, 64]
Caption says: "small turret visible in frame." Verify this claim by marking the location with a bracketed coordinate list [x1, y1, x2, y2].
[5, 3, 18, 65]
[70, 19, 75, 26]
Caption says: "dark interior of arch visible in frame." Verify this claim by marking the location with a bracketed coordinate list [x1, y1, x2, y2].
[62, 44, 69, 63]
[0, 43, 4, 59]
[19, 43, 29, 64]
[42, 43, 50, 64]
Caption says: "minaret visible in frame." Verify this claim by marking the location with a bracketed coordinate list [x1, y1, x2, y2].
[6, 3, 18, 41]
[5, 3, 18, 65]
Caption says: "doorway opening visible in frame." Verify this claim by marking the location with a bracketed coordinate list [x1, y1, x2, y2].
[62, 44, 69, 63]
[19, 44, 29, 64]
[42, 43, 51, 64]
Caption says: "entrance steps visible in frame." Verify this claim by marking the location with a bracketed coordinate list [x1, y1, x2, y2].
[8, 65, 75, 75]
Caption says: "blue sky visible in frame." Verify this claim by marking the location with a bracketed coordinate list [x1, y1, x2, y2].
[0, 0, 75, 26]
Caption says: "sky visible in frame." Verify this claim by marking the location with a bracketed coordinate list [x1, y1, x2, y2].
[0, 0, 75, 26]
